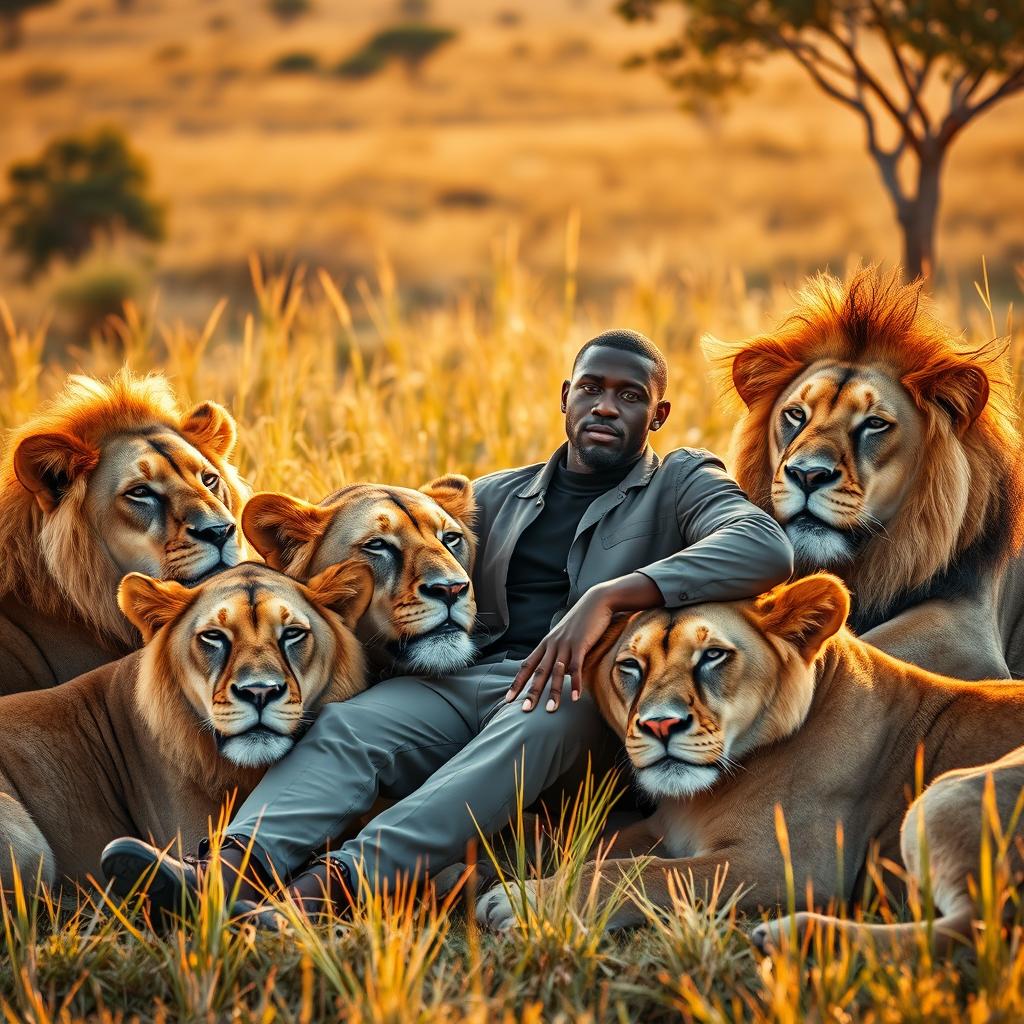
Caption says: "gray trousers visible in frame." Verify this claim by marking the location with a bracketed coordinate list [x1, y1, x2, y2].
[228, 655, 615, 888]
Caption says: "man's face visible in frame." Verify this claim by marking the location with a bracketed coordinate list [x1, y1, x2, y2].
[561, 347, 669, 471]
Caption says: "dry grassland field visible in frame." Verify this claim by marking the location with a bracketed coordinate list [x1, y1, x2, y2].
[2, 0, 1024, 1021]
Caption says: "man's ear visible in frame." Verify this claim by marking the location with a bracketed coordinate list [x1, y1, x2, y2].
[304, 560, 374, 629]
[420, 474, 476, 527]
[180, 401, 238, 460]
[13, 431, 100, 512]
[560, 379, 570, 414]
[581, 612, 638, 692]
[753, 574, 849, 664]
[242, 492, 331, 570]
[118, 573, 196, 642]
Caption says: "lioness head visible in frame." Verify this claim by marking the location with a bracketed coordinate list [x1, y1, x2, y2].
[705, 267, 1024, 625]
[585, 574, 849, 799]
[0, 370, 249, 650]
[119, 561, 372, 772]
[241, 475, 477, 675]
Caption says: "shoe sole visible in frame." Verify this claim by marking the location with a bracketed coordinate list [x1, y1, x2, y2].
[101, 838, 194, 921]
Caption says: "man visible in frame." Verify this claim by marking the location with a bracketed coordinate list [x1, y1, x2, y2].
[102, 329, 793, 919]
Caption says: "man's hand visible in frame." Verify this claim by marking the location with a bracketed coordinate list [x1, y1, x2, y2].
[506, 572, 664, 713]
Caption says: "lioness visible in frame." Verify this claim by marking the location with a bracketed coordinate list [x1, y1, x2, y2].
[0, 560, 371, 889]
[477, 573, 1024, 951]
[704, 266, 1024, 679]
[0, 370, 248, 694]
[242, 474, 478, 675]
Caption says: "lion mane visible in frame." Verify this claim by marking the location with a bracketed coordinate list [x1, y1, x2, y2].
[0, 369, 248, 651]
[705, 266, 1024, 627]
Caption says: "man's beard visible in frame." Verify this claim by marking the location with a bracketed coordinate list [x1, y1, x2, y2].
[576, 442, 633, 471]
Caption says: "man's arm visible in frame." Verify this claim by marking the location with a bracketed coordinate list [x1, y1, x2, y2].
[509, 452, 793, 713]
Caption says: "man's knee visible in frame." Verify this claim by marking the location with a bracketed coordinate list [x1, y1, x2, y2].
[490, 692, 609, 753]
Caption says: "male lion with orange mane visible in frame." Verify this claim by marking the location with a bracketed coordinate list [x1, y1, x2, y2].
[0, 370, 248, 694]
[705, 266, 1024, 679]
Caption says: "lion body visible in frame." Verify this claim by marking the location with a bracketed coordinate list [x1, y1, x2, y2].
[708, 268, 1024, 679]
[0, 371, 248, 695]
[477, 575, 1024, 944]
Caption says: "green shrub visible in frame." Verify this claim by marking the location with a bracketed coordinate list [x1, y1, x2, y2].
[53, 250, 146, 338]
[334, 46, 385, 79]
[336, 22, 456, 81]
[1, 126, 165, 280]
[267, 0, 310, 23]
[272, 50, 319, 73]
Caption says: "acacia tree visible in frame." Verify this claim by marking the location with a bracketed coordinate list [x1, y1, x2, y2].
[617, 0, 1024, 278]
[0, 0, 57, 49]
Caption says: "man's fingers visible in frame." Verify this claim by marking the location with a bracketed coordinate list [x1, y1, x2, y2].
[507, 646, 546, 700]
[567, 658, 582, 701]
[545, 658, 567, 713]
[522, 649, 557, 712]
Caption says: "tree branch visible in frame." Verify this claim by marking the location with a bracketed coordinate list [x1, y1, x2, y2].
[941, 63, 1024, 146]
[867, 0, 930, 134]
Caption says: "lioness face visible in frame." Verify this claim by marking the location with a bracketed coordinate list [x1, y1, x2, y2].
[768, 362, 924, 572]
[86, 429, 243, 585]
[120, 562, 372, 769]
[243, 476, 478, 675]
[587, 575, 849, 800]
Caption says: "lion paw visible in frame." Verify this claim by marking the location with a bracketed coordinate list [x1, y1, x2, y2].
[475, 880, 537, 932]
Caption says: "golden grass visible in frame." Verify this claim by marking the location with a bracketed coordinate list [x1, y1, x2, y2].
[0, 242, 1022, 1020]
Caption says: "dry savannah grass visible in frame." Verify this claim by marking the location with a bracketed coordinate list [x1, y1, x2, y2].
[0, 250, 1023, 1021]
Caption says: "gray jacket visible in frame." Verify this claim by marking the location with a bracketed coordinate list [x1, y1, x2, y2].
[470, 442, 794, 648]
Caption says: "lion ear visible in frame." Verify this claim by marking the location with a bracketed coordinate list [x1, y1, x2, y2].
[118, 573, 196, 642]
[242, 492, 331, 570]
[754, 574, 849, 664]
[181, 401, 237, 459]
[420, 474, 475, 526]
[304, 560, 374, 629]
[905, 360, 990, 437]
[13, 431, 100, 512]
[581, 612, 638, 693]
[730, 340, 798, 409]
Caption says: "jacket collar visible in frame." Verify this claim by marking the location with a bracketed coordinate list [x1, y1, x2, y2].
[516, 442, 660, 499]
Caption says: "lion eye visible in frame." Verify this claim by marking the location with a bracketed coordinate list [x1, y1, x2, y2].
[201, 471, 220, 489]
[617, 657, 644, 682]
[864, 416, 891, 432]
[782, 406, 806, 427]
[199, 629, 228, 647]
[125, 485, 155, 500]
[442, 531, 463, 547]
[701, 648, 730, 665]
[362, 538, 389, 553]
[281, 626, 308, 644]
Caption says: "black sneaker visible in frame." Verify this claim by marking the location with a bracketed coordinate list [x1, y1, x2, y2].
[101, 836, 203, 918]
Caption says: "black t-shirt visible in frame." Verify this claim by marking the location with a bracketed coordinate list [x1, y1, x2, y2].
[485, 456, 639, 658]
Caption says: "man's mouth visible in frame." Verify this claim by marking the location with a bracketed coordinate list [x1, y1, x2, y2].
[581, 423, 622, 443]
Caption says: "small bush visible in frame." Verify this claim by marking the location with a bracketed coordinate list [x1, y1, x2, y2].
[272, 50, 319, 74]
[336, 21, 456, 81]
[334, 46, 385, 80]
[20, 66, 67, 95]
[267, 0, 311, 23]
[53, 250, 146, 338]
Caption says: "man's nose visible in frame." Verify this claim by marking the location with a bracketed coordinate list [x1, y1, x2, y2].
[591, 392, 619, 417]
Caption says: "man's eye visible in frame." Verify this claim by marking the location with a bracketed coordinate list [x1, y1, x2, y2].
[281, 626, 308, 643]
[621, 391, 640, 402]
[782, 407, 806, 427]
[199, 630, 228, 646]
[201, 471, 220, 489]
[125, 485, 155, 500]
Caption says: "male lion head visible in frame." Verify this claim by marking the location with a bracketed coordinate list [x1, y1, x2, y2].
[584, 574, 848, 799]
[0, 371, 248, 651]
[119, 560, 372, 774]
[241, 475, 477, 675]
[705, 267, 1024, 630]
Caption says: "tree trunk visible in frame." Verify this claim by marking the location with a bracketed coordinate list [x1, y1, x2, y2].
[1, 13, 22, 50]
[899, 148, 943, 282]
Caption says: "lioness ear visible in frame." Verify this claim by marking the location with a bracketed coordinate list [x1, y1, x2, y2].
[581, 612, 638, 692]
[905, 360, 990, 437]
[181, 401, 237, 459]
[754, 573, 849, 664]
[420, 474, 475, 526]
[730, 340, 798, 409]
[242, 492, 331, 570]
[118, 573, 196, 642]
[305, 560, 374, 629]
[13, 431, 100, 512]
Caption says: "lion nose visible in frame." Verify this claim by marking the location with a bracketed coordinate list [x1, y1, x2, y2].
[419, 580, 469, 608]
[784, 464, 841, 494]
[637, 715, 692, 741]
[231, 681, 287, 711]
[188, 522, 236, 549]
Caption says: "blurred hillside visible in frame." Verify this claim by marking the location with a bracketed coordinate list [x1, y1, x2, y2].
[1, 0, 1023, 332]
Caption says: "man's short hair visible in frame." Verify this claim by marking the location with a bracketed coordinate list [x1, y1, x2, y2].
[572, 329, 668, 399]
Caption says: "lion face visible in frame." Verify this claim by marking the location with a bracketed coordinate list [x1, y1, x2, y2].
[768, 362, 925, 572]
[120, 561, 372, 769]
[242, 475, 477, 675]
[585, 575, 849, 800]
